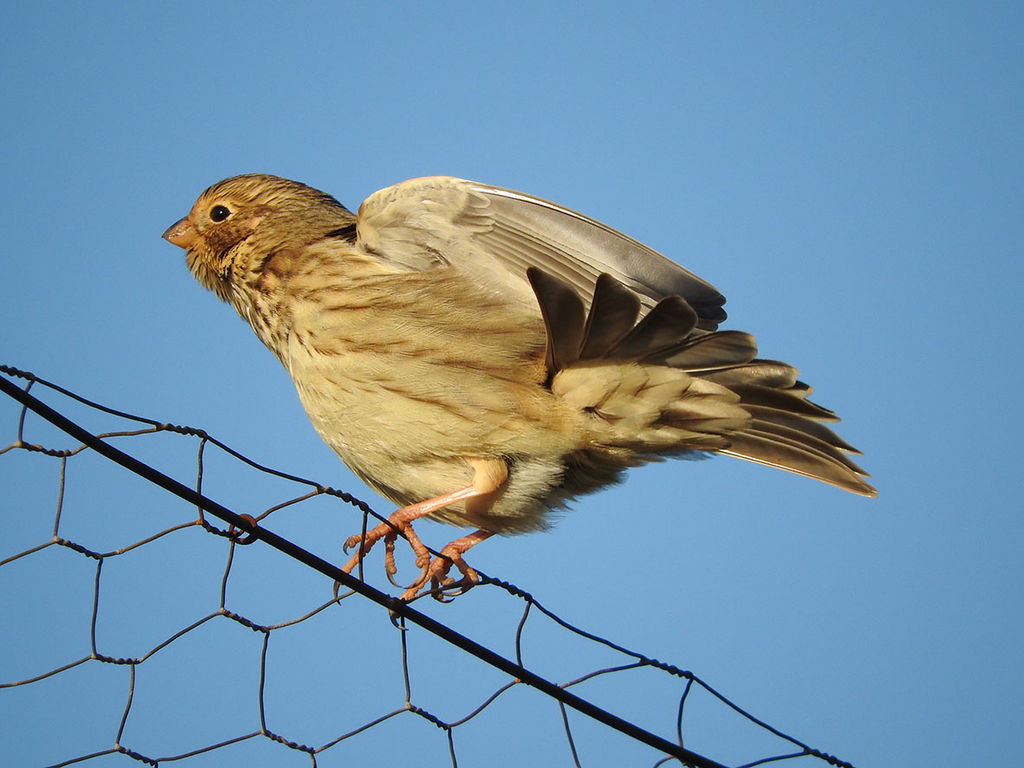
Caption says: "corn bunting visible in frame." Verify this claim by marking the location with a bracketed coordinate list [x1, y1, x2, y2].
[164, 174, 874, 600]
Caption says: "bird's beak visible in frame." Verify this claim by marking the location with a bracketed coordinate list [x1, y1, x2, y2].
[163, 216, 198, 249]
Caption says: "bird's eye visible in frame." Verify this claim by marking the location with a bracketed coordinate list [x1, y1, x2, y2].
[209, 205, 232, 222]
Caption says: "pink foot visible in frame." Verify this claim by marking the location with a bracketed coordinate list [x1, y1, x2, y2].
[402, 529, 494, 602]
[342, 485, 486, 599]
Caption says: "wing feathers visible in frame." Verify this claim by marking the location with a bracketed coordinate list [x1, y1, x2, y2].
[698, 361, 800, 388]
[579, 274, 641, 360]
[660, 331, 758, 369]
[527, 267, 586, 376]
[355, 176, 727, 330]
[355, 176, 874, 497]
[529, 270, 875, 497]
[608, 297, 699, 360]
[475, 183, 727, 329]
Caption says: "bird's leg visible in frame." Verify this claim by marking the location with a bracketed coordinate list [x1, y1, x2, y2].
[412, 528, 494, 602]
[342, 457, 508, 600]
[342, 485, 481, 578]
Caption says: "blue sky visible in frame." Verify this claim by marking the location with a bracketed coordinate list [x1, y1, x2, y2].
[1, 2, 1021, 766]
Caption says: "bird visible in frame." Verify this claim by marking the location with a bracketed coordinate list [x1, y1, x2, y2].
[163, 173, 874, 600]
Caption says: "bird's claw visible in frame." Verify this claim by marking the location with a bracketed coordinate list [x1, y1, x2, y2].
[341, 512, 489, 602]
[398, 545, 481, 602]
[341, 517, 432, 587]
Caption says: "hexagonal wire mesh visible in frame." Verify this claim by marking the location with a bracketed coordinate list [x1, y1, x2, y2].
[0, 365, 854, 768]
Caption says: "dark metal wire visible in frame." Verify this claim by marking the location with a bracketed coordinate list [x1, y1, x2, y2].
[0, 364, 856, 768]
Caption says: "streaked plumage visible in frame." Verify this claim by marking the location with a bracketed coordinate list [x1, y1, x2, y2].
[164, 173, 874, 599]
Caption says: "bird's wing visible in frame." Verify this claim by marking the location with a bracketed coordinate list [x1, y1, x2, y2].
[355, 176, 727, 330]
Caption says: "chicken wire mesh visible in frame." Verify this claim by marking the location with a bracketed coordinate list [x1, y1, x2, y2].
[0, 364, 855, 768]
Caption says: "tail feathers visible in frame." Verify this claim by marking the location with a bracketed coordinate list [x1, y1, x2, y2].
[744, 405, 859, 453]
[719, 430, 875, 496]
[727, 383, 839, 421]
[748, 418, 866, 474]
[529, 268, 876, 497]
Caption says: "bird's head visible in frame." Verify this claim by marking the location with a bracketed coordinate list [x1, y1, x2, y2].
[163, 173, 354, 301]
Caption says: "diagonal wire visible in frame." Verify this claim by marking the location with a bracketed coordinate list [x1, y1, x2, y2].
[2, 364, 859, 768]
[0, 367, 728, 768]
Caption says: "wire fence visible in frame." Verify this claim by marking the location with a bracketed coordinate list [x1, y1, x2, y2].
[0, 364, 856, 768]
